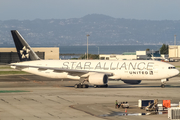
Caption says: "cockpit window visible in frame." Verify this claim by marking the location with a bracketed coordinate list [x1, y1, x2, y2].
[168, 67, 176, 69]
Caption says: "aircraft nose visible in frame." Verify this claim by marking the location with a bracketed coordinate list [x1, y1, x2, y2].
[168, 69, 179, 77]
[175, 69, 180, 76]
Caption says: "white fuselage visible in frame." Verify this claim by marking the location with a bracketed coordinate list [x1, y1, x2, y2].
[11, 60, 179, 81]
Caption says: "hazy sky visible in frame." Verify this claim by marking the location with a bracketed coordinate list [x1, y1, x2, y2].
[0, 0, 180, 20]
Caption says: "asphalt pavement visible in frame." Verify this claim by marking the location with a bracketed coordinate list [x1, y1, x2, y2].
[0, 74, 180, 120]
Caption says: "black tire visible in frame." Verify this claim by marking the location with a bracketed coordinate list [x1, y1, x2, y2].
[161, 84, 165, 88]
[78, 84, 82, 88]
[74, 84, 78, 88]
[82, 84, 86, 88]
[75, 84, 89, 88]
[85, 84, 89, 88]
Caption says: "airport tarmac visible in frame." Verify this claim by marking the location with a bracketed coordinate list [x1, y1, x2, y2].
[0, 74, 180, 120]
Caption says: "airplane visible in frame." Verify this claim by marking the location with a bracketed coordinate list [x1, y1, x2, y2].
[10, 30, 179, 88]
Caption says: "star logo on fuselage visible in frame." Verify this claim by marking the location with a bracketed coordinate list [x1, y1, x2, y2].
[20, 46, 30, 59]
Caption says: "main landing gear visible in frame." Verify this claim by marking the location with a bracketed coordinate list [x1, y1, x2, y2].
[161, 79, 169, 88]
[74, 83, 89, 88]
[74, 78, 89, 88]
[74, 84, 109, 88]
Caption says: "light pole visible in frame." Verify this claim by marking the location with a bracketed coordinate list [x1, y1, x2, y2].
[86, 34, 90, 60]
[96, 46, 99, 54]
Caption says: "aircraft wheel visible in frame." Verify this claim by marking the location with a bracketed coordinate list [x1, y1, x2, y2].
[82, 84, 85, 88]
[82, 84, 89, 88]
[94, 85, 98, 88]
[85, 84, 89, 88]
[161, 84, 165, 88]
[75, 84, 82, 88]
[75, 84, 89, 88]
[105, 84, 108, 88]
[74, 84, 78, 88]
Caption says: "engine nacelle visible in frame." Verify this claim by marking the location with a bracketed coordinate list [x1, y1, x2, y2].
[122, 80, 141, 85]
[88, 74, 108, 85]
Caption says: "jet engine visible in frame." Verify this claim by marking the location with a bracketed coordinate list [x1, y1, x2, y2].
[122, 80, 141, 85]
[88, 74, 108, 85]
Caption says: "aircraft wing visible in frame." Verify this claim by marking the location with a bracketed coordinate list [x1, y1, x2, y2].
[10, 64, 114, 77]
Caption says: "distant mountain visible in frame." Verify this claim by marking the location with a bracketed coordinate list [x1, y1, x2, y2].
[0, 14, 180, 46]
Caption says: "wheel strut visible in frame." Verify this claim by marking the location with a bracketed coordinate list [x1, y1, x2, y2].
[161, 79, 168, 88]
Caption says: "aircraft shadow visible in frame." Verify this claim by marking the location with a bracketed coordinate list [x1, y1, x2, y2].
[64, 84, 180, 88]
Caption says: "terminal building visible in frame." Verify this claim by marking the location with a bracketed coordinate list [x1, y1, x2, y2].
[169, 45, 180, 61]
[99, 45, 178, 61]
[99, 50, 168, 61]
[0, 47, 59, 64]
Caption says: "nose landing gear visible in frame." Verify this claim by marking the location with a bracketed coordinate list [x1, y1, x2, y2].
[161, 79, 169, 88]
[161, 84, 165, 88]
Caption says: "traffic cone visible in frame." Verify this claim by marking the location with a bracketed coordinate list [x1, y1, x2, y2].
[125, 108, 127, 113]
